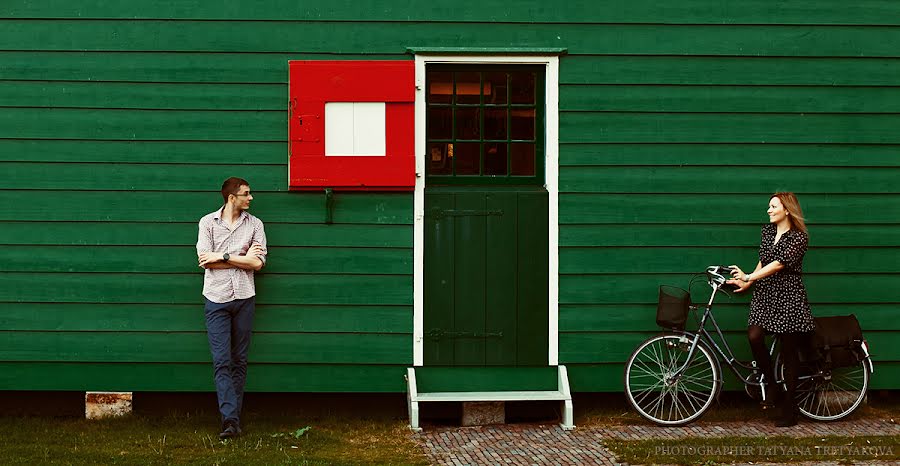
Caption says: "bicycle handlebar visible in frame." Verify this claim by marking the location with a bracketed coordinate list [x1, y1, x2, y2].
[706, 265, 739, 290]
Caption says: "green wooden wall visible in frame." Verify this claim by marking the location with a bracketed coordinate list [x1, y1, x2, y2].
[1, 1, 898, 393]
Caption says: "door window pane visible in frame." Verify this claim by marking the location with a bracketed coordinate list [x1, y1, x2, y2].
[428, 106, 452, 140]
[510, 71, 535, 104]
[455, 107, 480, 140]
[427, 71, 452, 104]
[455, 72, 481, 104]
[484, 143, 508, 176]
[510, 108, 535, 140]
[511, 143, 535, 176]
[454, 142, 480, 175]
[429, 142, 451, 175]
[484, 72, 508, 105]
[484, 108, 507, 141]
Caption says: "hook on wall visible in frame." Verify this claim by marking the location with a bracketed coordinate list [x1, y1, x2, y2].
[324, 188, 335, 224]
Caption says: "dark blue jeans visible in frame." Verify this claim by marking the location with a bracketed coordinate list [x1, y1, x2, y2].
[204, 296, 255, 426]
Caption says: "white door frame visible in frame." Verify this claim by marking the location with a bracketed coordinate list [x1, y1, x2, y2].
[412, 54, 560, 366]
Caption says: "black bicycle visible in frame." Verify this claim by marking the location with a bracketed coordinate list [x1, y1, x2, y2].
[624, 265, 875, 426]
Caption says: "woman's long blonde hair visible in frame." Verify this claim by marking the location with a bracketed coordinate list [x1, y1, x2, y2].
[772, 192, 807, 234]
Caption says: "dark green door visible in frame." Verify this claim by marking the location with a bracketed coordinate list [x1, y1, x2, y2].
[424, 187, 549, 366]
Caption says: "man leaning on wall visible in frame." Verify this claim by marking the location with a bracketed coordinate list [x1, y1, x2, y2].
[196, 177, 268, 439]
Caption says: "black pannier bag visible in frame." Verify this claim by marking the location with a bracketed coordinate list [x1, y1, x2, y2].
[810, 315, 865, 368]
[657, 286, 691, 330]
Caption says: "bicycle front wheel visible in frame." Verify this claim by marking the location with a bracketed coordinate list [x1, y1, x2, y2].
[624, 334, 720, 426]
[777, 358, 870, 421]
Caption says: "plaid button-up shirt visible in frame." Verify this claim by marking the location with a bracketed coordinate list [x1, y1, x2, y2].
[197, 206, 268, 303]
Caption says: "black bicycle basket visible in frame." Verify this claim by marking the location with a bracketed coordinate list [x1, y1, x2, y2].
[656, 285, 691, 330]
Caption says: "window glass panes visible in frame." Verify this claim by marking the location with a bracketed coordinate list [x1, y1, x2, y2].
[426, 65, 542, 184]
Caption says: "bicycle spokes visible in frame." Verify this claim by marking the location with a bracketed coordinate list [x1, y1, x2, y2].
[625, 335, 720, 426]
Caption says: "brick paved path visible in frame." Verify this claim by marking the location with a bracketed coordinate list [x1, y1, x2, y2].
[414, 418, 899, 465]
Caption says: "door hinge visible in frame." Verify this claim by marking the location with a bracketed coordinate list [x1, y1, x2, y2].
[426, 328, 503, 341]
[427, 208, 503, 220]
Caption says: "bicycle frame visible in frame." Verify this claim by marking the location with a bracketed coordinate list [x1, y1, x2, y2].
[668, 283, 785, 399]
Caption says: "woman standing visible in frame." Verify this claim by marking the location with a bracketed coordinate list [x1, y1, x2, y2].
[728, 192, 815, 427]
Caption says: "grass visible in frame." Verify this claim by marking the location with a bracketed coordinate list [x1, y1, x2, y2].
[0, 413, 428, 465]
[577, 391, 900, 465]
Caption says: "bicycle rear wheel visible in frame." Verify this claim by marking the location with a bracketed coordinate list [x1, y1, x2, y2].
[777, 358, 870, 421]
[624, 334, 720, 426]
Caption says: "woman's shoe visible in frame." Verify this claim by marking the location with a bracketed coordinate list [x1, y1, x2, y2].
[775, 400, 798, 427]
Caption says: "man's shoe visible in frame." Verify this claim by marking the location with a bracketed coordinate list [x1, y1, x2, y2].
[219, 421, 240, 439]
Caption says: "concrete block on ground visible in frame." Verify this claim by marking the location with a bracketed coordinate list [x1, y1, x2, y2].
[85, 392, 132, 419]
[461, 401, 505, 426]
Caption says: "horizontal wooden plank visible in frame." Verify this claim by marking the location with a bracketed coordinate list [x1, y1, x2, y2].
[0, 51, 403, 84]
[4, 0, 900, 25]
[561, 84, 900, 113]
[0, 191, 413, 224]
[0, 222, 413, 247]
[0, 108, 283, 141]
[559, 303, 900, 332]
[0, 272, 411, 305]
[559, 143, 900, 167]
[561, 112, 900, 144]
[415, 366, 558, 392]
[4, 20, 900, 57]
[5, 161, 286, 191]
[563, 56, 900, 86]
[560, 224, 900, 247]
[0, 362, 408, 392]
[559, 273, 899, 304]
[560, 194, 900, 224]
[5, 52, 900, 87]
[560, 247, 900, 274]
[0, 331, 411, 364]
[1, 245, 413, 274]
[0, 140, 285, 164]
[0, 359, 896, 392]
[0, 303, 411, 333]
[560, 166, 900, 194]
[559, 330, 900, 364]
[0, 81, 284, 110]
[566, 362, 900, 391]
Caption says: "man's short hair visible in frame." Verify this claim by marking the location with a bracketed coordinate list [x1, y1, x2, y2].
[221, 177, 250, 202]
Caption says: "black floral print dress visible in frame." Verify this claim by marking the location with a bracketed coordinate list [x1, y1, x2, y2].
[747, 224, 816, 334]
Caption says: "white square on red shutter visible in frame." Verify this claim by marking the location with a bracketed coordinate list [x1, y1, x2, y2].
[325, 102, 386, 156]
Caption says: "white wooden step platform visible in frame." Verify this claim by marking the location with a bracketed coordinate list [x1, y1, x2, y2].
[406, 365, 574, 432]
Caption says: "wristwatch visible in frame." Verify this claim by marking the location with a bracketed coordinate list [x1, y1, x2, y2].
[222, 253, 230, 262]
[743, 273, 751, 282]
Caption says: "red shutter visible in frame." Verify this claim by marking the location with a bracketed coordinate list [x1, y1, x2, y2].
[288, 60, 416, 191]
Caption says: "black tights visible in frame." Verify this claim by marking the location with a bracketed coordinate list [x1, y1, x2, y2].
[748, 325, 804, 411]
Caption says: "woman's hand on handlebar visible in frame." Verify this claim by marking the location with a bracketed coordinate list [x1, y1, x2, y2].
[728, 265, 745, 279]
[726, 278, 752, 293]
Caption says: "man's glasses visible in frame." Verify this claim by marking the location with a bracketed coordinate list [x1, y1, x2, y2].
[233, 192, 252, 197]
